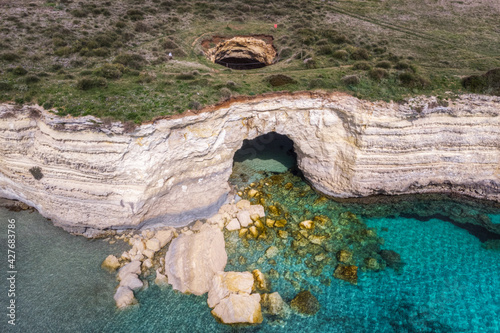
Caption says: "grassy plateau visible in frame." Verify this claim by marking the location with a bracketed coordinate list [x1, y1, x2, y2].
[0, 0, 499, 123]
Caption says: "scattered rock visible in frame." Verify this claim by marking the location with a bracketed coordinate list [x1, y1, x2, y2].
[155, 268, 169, 287]
[336, 250, 353, 263]
[114, 286, 136, 309]
[299, 220, 314, 230]
[211, 293, 263, 324]
[119, 273, 144, 291]
[101, 255, 120, 272]
[225, 218, 241, 231]
[290, 290, 320, 315]
[236, 199, 251, 210]
[143, 249, 155, 259]
[248, 189, 258, 198]
[155, 229, 174, 247]
[252, 269, 269, 291]
[237, 210, 252, 227]
[278, 230, 288, 239]
[118, 260, 142, 280]
[308, 235, 326, 245]
[207, 271, 254, 308]
[265, 246, 279, 258]
[191, 220, 204, 232]
[364, 257, 380, 270]
[249, 225, 259, 238]
[247, 204, 265, 217]
[261, 292, 287, 317]
[379, 249, 404, 271]
[275, 219, 287, 228]
[266, 218, 275, 228]
[164, 224, 227, 295]
[239, 228, 248, 238]
[146, 238, 161, 252]
[334, 264, 358, 285]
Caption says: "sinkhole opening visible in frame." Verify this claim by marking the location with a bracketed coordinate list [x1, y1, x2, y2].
[203, 35, 276, 71]
[230, 132, 298, 187]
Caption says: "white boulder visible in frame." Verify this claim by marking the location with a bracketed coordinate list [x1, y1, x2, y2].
[207, 271, 254, 308]
[164, 224, 227, 295]
[237, 210, 252, 227]
[118, 260, 142, 280]
[114, 286, 136, 309]
[211, 293, 263, 324]
[225, 218, 241, 231]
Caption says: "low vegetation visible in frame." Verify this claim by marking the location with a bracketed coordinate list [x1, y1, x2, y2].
[0, 0, 499, 123]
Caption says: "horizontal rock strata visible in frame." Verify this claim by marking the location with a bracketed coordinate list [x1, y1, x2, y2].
[0, 92, 499, 232]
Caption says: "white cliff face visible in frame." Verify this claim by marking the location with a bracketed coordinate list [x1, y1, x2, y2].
[0, 92, 499, 233]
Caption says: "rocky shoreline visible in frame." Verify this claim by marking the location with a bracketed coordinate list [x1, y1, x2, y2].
[0, 92, 499, 234]
[100, 198, 301, 325]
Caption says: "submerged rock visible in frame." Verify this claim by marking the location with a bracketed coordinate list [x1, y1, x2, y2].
[379, 249, 404, 271]
[211, 293, 263, 324]
[334, 264, 358, 285]
[290, 290, 320, 315]
[207, 271, 254, 308]
[261, 292, 287, 317]
[336, 250, 353, 264]
[164, 224, 227, 295]
[252, 269, 269, 291]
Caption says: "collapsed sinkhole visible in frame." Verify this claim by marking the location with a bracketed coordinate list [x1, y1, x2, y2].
[230, 132, 298, 187]
[203, 35, 277, 70]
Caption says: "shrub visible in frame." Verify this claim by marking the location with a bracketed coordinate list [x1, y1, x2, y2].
[70, 9, 88, 18]
[375, 61, 392, 69]
[90, 48, 110, 57]
[175, 73, 195, 80]
[317, 45, 333, 55]
[29, 166, 43, 180]
[0, 82, 13, 91]
[341, 75, 360, 86]
[398, 72, 429, 88]
[461, 75, 486, 92]
[278, 47, 293, 59]
[135, 22, 149, 32]
[188, 100, 202, 110]
[351, 48, 371, 60]
[369, 68, 388, 81]
[94, 64, 124, 79]
[123, 121, 137, 133]
[394, 61, 411, 70]
[333, 50, 348, 61]
[13, 66, 28, 76]
[113, 53, 146, 70]
[266, 74, 297, 87]
[304, 58, 316, 69]
[126, 9, 145, 21]
[76, 77, 107, 90]
[24, 75, 40, 84]
[308, 78, 327, 89]
[1, 52, 19, 62]
[219, 87, 232, 100]
[353, 61, 371, 70]
[54, 46, 72, 57]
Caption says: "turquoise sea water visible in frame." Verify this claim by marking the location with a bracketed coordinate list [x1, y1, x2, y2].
[1, 133, 499, 332]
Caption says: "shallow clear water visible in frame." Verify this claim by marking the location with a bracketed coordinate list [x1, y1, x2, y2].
[1, 133, 499, 332]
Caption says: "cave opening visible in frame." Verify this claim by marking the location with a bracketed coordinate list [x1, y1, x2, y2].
[229, 132, 299, 187]
[204, 36, 277, 71]
[215, 57, 266, 70]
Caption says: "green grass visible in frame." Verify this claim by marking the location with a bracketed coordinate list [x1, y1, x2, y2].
[0, 0, 499, 123]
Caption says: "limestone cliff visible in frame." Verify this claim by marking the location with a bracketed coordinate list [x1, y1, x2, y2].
[0, 92, 499, 234]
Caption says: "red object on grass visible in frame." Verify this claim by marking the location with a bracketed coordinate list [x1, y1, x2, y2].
[274, 24, 278, 29]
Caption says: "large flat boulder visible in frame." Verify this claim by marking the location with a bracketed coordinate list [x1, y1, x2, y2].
[211, 293, 263, 324]
[207, 271, 254, 308]
[164, 224, 227, 295]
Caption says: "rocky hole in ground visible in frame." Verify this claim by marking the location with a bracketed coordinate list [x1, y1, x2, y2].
[204, 35, 277, 70]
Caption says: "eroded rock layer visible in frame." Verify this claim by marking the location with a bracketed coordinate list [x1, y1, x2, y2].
[0, 92, 499, 233]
